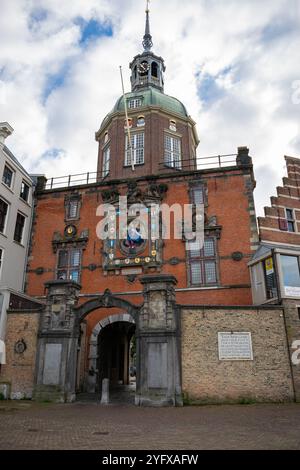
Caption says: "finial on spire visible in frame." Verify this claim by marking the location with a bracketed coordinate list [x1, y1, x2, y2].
[143, 0, 153, 52]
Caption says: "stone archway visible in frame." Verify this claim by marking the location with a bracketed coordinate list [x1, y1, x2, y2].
[86, 313, 135, 393]
[34, 275, 182, 406]
[74, 289, 139, 324]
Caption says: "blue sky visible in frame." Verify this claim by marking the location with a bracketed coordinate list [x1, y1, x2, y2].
[0, 0, 300, 214]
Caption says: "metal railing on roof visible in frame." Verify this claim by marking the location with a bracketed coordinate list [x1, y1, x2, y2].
[43, 154, 238, 191]
[44, 171, 107, 190]
[158, 153, 237, 172]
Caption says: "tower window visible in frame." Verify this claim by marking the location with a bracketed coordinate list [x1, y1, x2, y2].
[286, 208, 296, 232]
[137, 116, 145, 127]
[151, 62, 158, 78]
[169, 120, 177, 132]
[14, 212, 26, 244]
[186, 237, 218, 286]
[128, 98, 142, 109]
[164, 134, 181, 169]
[102, 145, 110, 178]
[57, 248, 81, 283]
[125, 133, 144, 166]
[104, 132, 109, 144]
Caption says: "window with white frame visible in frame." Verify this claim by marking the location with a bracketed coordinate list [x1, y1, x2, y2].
[0, 199, 8, 234]
[20, 181, 30, 202]
[57, 248, 81, 283]
[164, 134, 181, 169]
[2, 164, 14, 188]
[186, 237, 218, 286]
[128, 98, 142, 109]
[102, 145, 110, 177]
[125, 133, 144, 166]
[14, 212, 26, 244]
[281, 255, 300, 290]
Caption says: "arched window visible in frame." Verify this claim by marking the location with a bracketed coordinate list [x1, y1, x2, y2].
[134, 65, 137, 79]
[104, 132, 109, 143]
[151, 62, 158, 78]
[169, 120, 177, 132]
[137, 116, 145, 127]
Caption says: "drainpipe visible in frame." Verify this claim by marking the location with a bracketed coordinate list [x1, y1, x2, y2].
[272, 249, 281, 304]
[22, 183, 35, 293]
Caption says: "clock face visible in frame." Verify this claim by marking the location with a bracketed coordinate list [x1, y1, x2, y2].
[64, 224, 77, 237]
[138, 61, 150, 75]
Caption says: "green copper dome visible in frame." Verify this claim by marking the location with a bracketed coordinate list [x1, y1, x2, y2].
[100, 88, 189, 130]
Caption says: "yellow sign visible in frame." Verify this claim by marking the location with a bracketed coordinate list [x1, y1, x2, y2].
[265, 258, 274, 275]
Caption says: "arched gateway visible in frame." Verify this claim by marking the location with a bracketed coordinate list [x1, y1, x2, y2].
[34, 275, 182, 406]
[86, 313, 136, 394]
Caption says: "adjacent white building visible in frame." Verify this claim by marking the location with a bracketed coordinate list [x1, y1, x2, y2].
[0, 122, 33, 364]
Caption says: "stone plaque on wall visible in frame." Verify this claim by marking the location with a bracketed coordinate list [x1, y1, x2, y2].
[218, 332, 253, 361]
[147, 342, 168, 388]
[43, 343, 62, 385]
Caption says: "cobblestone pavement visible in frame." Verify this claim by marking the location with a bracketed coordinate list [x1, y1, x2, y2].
[0, 401, 299, 450]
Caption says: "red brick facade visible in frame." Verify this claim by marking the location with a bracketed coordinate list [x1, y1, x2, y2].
[258, 156, 300, 245]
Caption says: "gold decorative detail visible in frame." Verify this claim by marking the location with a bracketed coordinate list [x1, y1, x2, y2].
[135, 258, 140, 264]
[145, 257, 151, 263]
[151, 250, 157, 256]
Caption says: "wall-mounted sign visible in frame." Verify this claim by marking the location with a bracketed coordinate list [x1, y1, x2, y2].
[265, 257, 274, 275]
[218, 332, 253, 361]
[285, 286, 300, 297]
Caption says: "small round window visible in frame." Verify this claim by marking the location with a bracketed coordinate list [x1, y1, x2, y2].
[169, 120, 177, 132]
[137, 116, 145, 127]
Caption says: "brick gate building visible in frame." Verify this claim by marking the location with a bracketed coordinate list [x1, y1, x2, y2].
[0, 7, 299, 405]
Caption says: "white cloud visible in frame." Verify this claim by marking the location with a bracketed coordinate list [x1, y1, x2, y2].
[0, 0, 299, 215]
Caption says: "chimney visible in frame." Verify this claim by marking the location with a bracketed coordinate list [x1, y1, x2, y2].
[0, 122, 14, 146]
[236, 146, 251, 166]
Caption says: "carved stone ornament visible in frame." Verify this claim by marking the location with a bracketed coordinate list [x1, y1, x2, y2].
[14, 339, 27, 354]
[231, 251, 243, 261]
[101, 187, 120, 204]
[52, 229, 89, 253]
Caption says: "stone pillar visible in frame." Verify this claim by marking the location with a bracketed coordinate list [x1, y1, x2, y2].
[136, 275, 182, 406]
[34, 280, 81, 403]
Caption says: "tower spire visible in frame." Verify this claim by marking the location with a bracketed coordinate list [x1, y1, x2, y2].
[143, 0, 153, 52]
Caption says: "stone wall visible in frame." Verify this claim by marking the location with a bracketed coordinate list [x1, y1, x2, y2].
[181, 306, 294, 404]
[0, 311, 40, 399]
